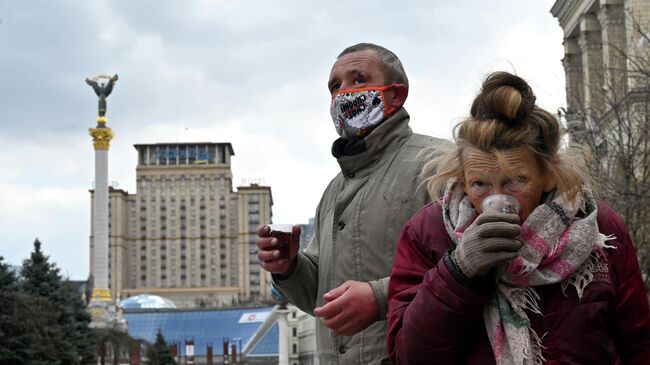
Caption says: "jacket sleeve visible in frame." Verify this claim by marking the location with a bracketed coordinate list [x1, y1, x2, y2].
[387, 220, 493, 365]
[369, 276, 390, 320]
[272, 245, 319, 315]
[600, 205, 650, 364]
[271, 192, 328, 315]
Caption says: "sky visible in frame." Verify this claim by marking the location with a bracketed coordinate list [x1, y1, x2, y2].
[0, 0, 567, 280]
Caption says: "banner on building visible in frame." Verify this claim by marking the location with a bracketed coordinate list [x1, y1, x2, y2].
[238, 311, 270, 323]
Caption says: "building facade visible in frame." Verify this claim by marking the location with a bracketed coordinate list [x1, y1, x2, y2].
[551, 0, 650, 139]
[89, 143, 274, 308]
[551, 0, 650, 289]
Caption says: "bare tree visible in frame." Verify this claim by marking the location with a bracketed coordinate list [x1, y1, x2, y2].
[559, 10, 650, 290]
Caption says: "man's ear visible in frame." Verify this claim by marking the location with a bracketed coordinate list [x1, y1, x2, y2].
[390, 84, 409, 109]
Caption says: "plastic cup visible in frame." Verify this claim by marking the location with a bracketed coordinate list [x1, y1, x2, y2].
[268, 224, 294, 260]
[480, 194, 521, 215]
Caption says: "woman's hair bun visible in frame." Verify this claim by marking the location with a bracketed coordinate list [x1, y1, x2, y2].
[470, 72, 536, 123]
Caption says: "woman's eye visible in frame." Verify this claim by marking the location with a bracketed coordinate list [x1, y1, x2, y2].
[505, 178, 527, 192]
[471, 181, 489, 196]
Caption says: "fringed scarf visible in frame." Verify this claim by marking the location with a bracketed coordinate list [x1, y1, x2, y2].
[442, 180, 614, 365]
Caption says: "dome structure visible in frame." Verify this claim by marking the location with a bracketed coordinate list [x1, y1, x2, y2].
[121, 294, 177, 310]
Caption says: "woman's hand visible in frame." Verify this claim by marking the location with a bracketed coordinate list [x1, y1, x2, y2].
[452, 212, 521, 278]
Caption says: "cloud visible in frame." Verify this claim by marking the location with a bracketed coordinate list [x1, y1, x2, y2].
[0, 181, 90, 279]
[0, 0, 565, 278]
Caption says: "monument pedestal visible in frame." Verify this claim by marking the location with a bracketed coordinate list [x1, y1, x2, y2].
[88, 289, 127, 331]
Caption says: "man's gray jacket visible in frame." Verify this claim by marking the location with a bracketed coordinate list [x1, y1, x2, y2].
[273, 108, 450, 364]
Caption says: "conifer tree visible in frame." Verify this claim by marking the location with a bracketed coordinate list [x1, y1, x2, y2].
[21, 239, 75, 363]
[0, 256, 23, 363]
[145, 329, 177, 365]
[0, 255, 59, 364]
[0, 256, 17, 289]
[18, 239, 96, 364]
[21, 239, 62, 298]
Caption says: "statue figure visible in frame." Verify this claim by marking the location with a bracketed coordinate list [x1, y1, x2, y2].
[86, 74, 119, 119]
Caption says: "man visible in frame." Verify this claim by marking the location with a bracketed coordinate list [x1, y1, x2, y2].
[256, 43, 450, 364]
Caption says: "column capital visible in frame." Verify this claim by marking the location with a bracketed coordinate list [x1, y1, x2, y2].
[579, 30, 603, 50]
[598, 3, 625, 26]
[562, 55, 583, 72]
[564, 37, 581, 55]
[89, 127, 114, 150]
[580, 13, 601, 32]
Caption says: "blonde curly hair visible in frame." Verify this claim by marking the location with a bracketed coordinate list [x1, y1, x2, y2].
[423, 71, 591, 203]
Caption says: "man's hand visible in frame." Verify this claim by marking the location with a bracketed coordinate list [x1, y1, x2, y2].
[256, 225, 301, 276]
[313, 280, 379, 336]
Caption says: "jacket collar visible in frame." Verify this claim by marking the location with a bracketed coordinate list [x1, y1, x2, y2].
[331, 108, 412, 176]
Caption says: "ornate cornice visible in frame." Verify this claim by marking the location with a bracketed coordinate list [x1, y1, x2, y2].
[89, 127, 114, 150]
[551, 0, 599, 38]
[579, 28, 603, 50]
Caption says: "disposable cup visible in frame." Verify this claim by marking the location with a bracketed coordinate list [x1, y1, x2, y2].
[480, 194, 521, 214]
[268, 224, 294, 260]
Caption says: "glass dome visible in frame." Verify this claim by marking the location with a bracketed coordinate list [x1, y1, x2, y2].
[121, 294, 177, 309]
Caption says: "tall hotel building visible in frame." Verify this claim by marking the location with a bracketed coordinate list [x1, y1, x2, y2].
[89, 143, 274, 308]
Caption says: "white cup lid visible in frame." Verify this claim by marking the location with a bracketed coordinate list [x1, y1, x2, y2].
[268, 224, 293, 233]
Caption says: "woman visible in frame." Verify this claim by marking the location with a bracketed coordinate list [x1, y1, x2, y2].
[387, 72, 650, 364]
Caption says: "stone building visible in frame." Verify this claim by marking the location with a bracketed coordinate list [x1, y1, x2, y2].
[551, 0, 650, 289]
[551, 0, 650, 142]
[89, 142, 274, 308]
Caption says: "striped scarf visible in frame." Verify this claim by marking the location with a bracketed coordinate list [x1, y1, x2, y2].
[442, 180, 614, 365]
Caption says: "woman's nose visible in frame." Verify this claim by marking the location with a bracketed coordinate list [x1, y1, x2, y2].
[490, 186, 503, 195]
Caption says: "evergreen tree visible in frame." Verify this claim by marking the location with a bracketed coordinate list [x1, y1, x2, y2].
[145, 329, 177, 365]
[62, 281, 96, 364]
[0, 256, 59, 365]
[18, 239, 96, 364]
[0, 256, 22, 363]
[21, 239, 62, 297]
[0, 256, 17, 289]
[20, 239, 74, 364]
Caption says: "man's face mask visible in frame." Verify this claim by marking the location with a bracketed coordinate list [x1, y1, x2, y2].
[330, 85, 398, 140]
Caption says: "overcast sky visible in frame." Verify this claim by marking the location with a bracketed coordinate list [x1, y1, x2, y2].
[0, 0, 566, 279]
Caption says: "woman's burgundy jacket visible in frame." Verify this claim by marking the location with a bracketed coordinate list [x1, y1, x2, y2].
[387, 201, 650, 364]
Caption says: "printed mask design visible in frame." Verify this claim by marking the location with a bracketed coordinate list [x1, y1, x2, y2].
[330, 86, 393, 139]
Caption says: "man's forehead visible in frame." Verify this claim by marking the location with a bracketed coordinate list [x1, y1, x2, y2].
[330, 50, 382, 76]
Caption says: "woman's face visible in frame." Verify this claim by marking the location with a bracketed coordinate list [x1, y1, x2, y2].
[462, 146, 554, 221]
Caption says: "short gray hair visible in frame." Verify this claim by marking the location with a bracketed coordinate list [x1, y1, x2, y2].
[337, 43, 409, 87]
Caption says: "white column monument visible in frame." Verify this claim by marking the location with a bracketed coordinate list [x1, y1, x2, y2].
[86, 74, 125, 330]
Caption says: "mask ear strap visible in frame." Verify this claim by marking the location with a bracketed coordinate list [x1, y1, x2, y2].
[381, 84, 398, 115]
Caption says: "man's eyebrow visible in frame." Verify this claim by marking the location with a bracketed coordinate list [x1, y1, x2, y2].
[346, 68, 364, 77]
